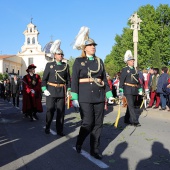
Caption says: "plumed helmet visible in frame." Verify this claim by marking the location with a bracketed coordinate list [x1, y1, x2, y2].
[84, 38, 97, 46]
[43, 41, 54, 59]
[50, 39, 64, 55]
[73, 26, 97, 50]
[55, 49, 64, 54]
[124, 50, 134, 63]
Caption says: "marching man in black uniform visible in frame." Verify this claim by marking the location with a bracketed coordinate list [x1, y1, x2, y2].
[42, 40, 71, 136]
[71, 26, 114, 159]
[119, 50, 142, 127]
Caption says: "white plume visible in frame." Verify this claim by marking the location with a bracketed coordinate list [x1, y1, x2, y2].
[73, 26, 89, 50]
[50, 40, 61, 54]
[124, 50, 133, 63]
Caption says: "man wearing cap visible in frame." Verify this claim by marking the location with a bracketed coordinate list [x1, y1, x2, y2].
[42, 40, 71, 136]
[22, 64, 43, 121]
[119, 50, 142, 127]
[71, 26, 114, 160]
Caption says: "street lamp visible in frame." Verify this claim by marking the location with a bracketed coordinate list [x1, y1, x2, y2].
[129, 13, 142, 68]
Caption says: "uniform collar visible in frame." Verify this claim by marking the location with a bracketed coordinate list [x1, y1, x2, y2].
[86, 55, 94, 60]
[56, 61, 62, 65]
[128, 65, 134, 69]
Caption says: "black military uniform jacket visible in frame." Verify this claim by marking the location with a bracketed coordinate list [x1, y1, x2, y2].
[71, 56, 111, 103]
[42, 61, 71, 98]
[119, 66, 140, 95]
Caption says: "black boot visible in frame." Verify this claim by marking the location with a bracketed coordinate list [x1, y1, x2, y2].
[33, 112, 39, 120]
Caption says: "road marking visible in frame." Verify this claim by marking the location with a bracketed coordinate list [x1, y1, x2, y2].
[43, 127, 57, 135]
[73, 147, 109, 168]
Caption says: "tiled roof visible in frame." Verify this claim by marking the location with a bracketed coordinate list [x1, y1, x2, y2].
[0, 55, 16, 59]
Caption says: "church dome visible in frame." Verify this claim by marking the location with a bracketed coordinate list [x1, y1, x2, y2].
[43, 41, 54, 61]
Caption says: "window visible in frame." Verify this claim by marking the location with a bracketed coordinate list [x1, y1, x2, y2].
[27, 38, 30, 44]
[32, 37, 35, 44]
[30, 28, 32, 32]
[6, 68, 8, 73]
[12, 69, 14, 73]
[18, 70, 20, 75]
[28, 58, 33, 65]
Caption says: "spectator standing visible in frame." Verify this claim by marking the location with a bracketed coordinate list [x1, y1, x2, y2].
[156, 66, 169, 110]
[147, 68, 160, 109]
[5, 79, 11, 102]
[10, 75, 21, 109]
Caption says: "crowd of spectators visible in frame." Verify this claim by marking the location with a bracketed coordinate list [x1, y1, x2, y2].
[108, 66, 170, 111]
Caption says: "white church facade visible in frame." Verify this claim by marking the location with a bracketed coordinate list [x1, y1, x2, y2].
[0, 22, 52, 78]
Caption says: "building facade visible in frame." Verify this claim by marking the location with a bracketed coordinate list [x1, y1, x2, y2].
[0, 22, 50, 78]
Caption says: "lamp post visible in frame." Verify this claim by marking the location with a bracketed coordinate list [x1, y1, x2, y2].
[129, 13, 142, 68]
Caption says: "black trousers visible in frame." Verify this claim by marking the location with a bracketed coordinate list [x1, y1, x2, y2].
[77, 102, 105, 154]
[124, 94, 139, 123]
[46, 96, 65, 133]
[12, 93, 19, 107]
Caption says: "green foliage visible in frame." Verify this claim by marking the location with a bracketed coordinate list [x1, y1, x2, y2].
[104, 4, 170, 71]
[0, 73, 3, 81]
[68, 56, 75, 76]
[36, 71, 44, 79]
[3, 73, 9, 80]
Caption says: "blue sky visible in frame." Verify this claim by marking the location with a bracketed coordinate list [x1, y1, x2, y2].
[0, 0, 169, 61]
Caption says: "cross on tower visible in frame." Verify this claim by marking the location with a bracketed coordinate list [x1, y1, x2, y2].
[50, 35, 54, 41]
[129, 13, 142, 68]
[31, 17, 33, 23]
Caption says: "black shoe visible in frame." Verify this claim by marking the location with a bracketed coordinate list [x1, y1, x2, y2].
[159, 108, 166, 110]
[57, 132, 65, 137]
[131, 122, 141, 127]
[124, 120, 131, 124]
[90, 152, 102, 160]
[30, 117, 33, 122]
[147, 106, 152, 108]
[153, 106, 159, 109]
[45, 129, 50, 134]
[33, 114, 39, 120]
[76, 145, 82, 153]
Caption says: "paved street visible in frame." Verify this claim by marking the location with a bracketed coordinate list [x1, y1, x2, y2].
[0, 96, 170, 170]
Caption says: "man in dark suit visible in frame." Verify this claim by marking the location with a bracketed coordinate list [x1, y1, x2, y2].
[11, 75, 20, 108]
[119, 50, 142, 127]
[42, 40, 71, 136]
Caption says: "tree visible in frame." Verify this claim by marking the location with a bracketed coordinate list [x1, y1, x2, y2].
[36, 71, 44, 79]
[104, 4, 170, 71]
[0, 73, 3, 81]
[68, 56, 75, 76]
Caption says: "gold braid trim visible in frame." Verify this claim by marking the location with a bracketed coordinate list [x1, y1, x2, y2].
[55, 63, 68, 83]
[131, 69, 138, 83]
[87, 57, 104, 87]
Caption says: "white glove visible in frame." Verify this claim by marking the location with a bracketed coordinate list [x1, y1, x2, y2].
[67, 90, 71, 97]
[44, 90, 51, 96]
[72, 100, 80, 107]
[119, 92, 124, 99]
[145, 89, 149, 94]
[31, 89, 35, 94]
[108, 97, 115, 104]
[138, 91, 143, 95]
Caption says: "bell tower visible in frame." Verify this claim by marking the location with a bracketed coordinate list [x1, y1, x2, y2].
[17, 20, 47, 75]
[19, 20, 43, 53]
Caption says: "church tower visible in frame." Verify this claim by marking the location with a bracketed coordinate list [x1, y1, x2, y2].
[18, 20, 47, 75]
